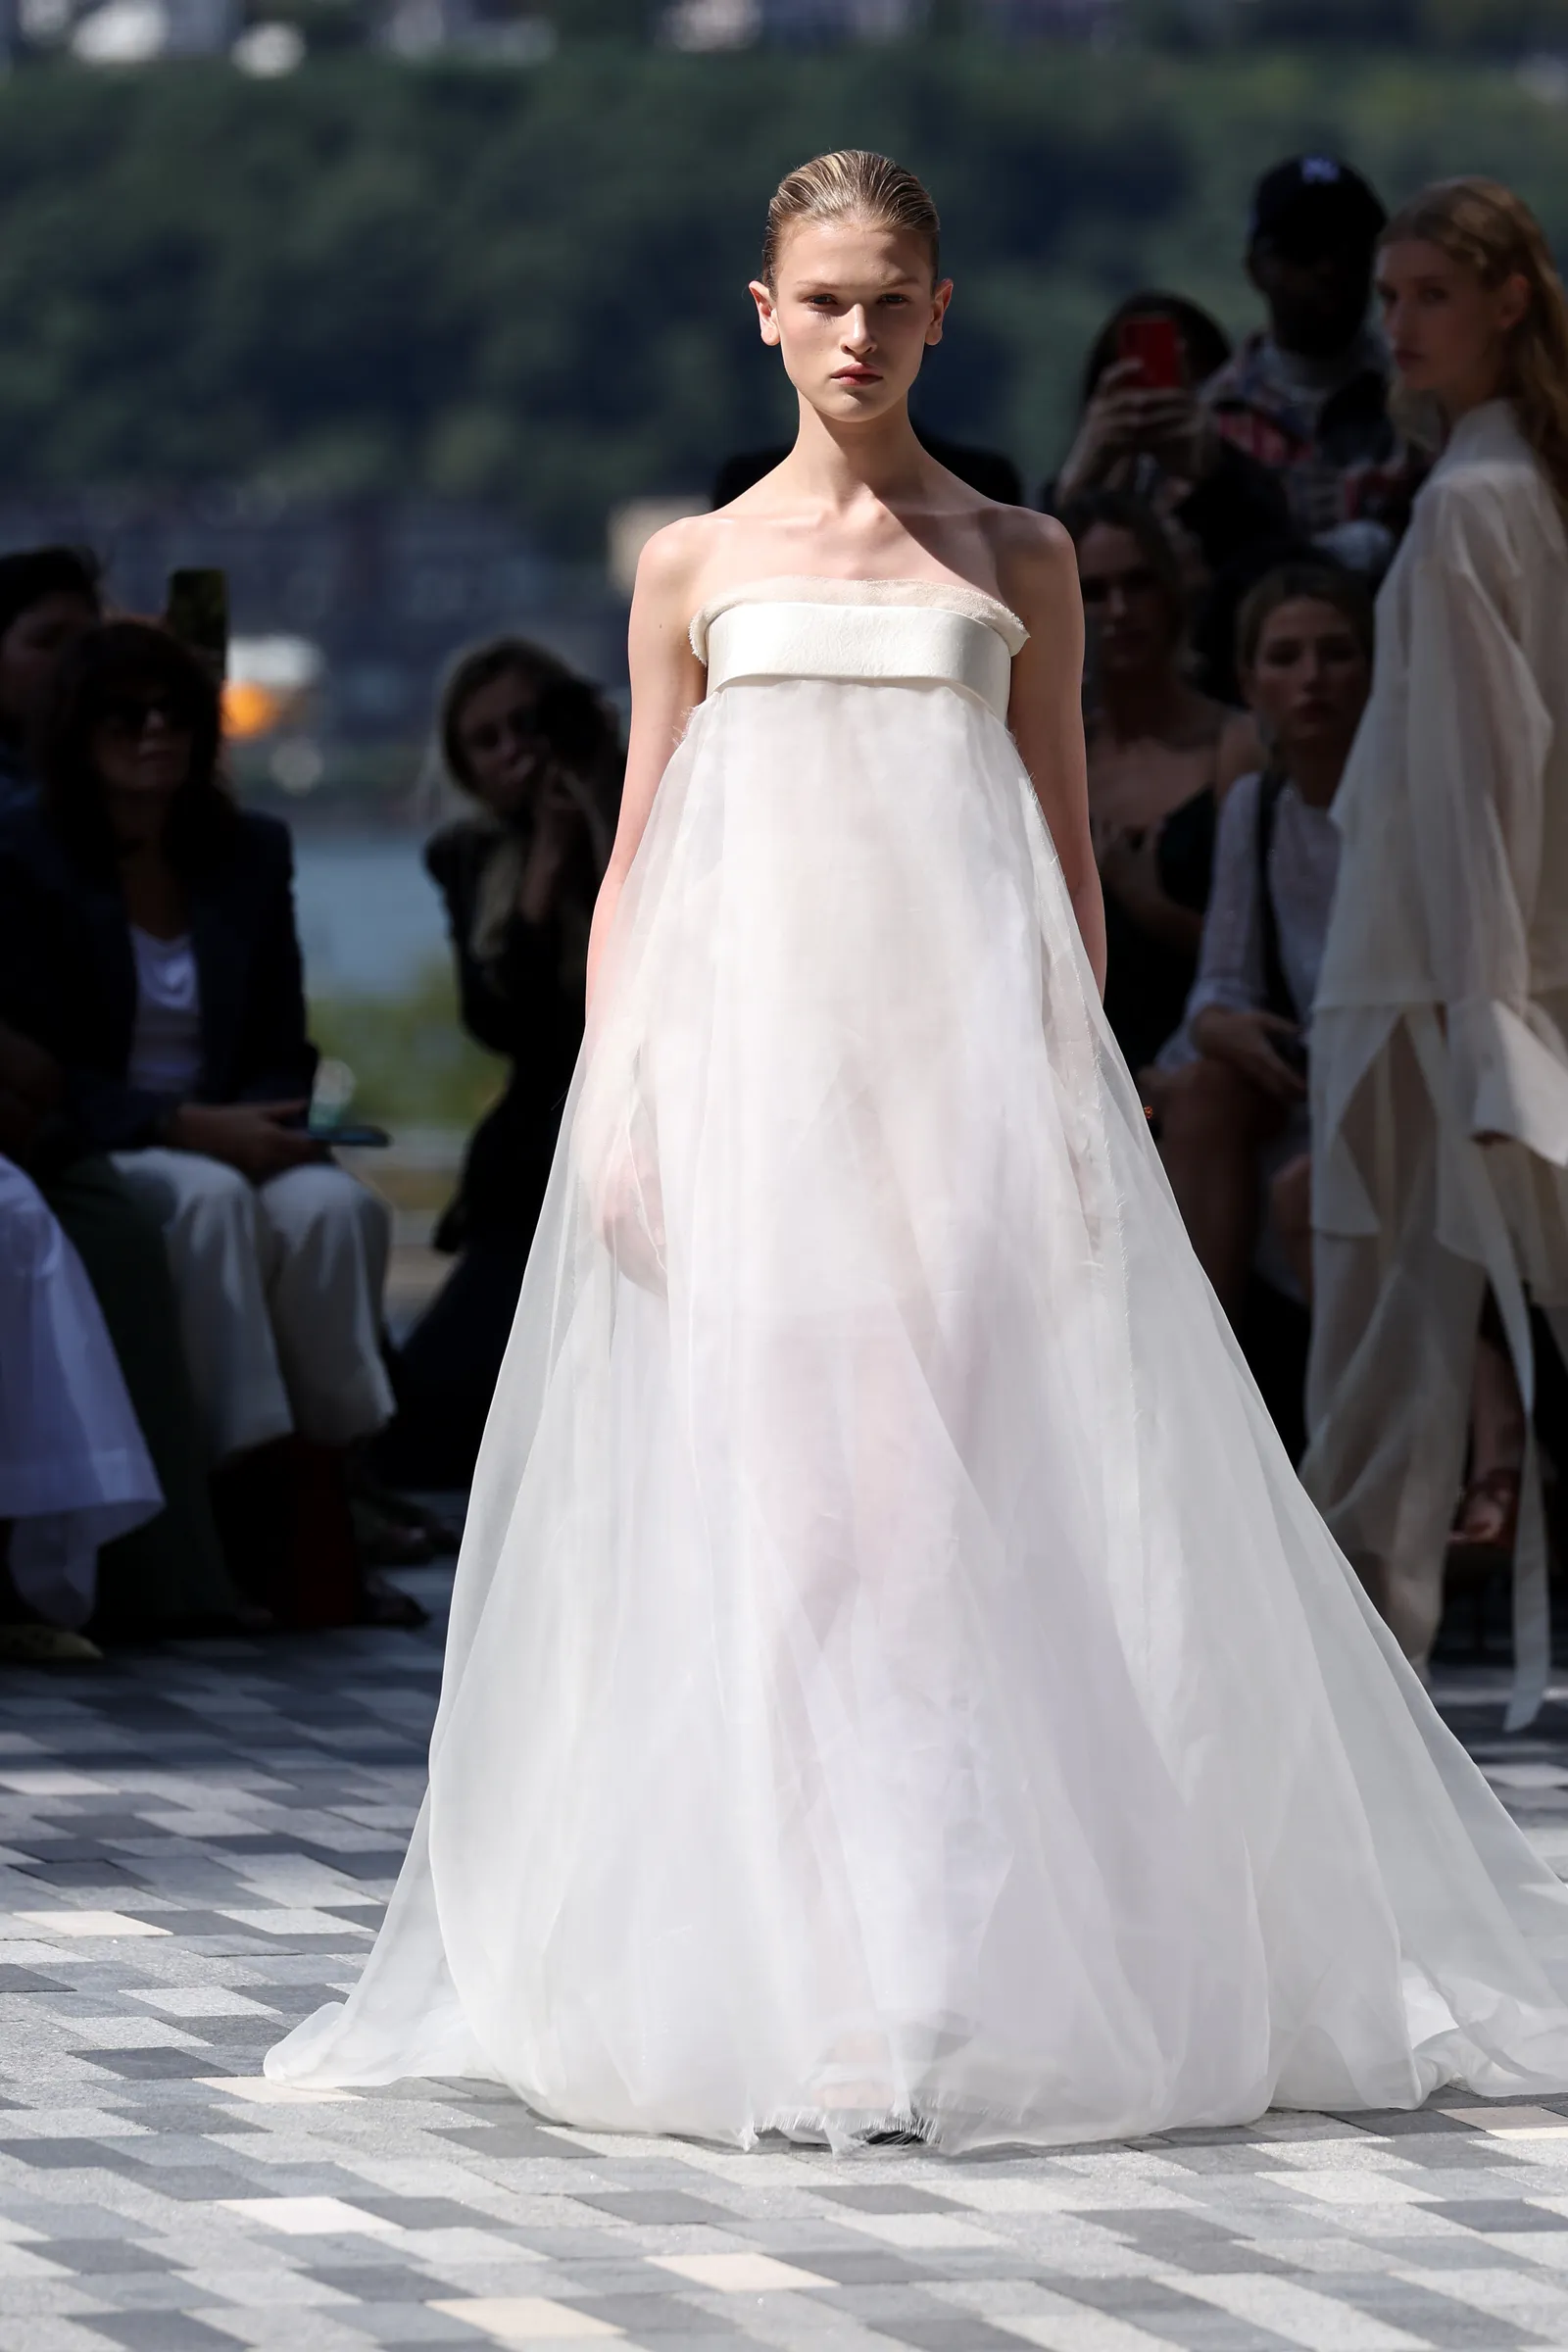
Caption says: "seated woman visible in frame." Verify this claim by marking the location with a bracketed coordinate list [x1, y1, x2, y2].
[1064, 490, 1252, 1085]
[1159, 564, 1373, 1320]
[380, 637, 616, 1488]
[0, 620, 405, 1624]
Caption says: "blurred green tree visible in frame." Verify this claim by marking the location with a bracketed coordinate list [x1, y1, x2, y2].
[0, 46, 1561, 545]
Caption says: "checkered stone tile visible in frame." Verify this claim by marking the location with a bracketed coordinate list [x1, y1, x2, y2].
[10, 1599, 1568, 2348]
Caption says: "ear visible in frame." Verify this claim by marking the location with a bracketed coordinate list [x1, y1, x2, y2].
[925, 276, 955, 349]
[1497, 270, 1533, 335]
[748, 278, 782, 348]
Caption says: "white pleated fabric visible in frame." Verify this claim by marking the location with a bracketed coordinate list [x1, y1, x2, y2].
[269, 578, 1568, 2152]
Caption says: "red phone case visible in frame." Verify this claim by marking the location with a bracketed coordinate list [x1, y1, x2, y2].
[1117, 316, 1183, 390]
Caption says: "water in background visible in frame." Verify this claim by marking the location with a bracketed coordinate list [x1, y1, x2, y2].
[293, 830, 448, 999]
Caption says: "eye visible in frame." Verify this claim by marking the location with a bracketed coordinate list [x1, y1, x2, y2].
[879, 293, 907, 307]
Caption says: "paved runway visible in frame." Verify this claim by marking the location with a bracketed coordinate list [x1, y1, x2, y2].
[5, 1574, 1568, 2352]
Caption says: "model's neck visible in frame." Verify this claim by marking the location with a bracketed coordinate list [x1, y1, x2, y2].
[782, 395, 931, 508]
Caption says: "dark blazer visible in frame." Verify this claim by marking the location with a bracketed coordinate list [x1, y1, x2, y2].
[0, 802, 317, 1152]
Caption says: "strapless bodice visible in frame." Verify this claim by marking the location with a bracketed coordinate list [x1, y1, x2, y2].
[690, 576, 1028, 723]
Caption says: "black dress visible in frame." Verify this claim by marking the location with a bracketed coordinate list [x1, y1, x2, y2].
[1100, 785, 1216, 1079]
[378, 819, 586, 1489]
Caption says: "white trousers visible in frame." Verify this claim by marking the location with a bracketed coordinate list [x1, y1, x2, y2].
[111, 1150, 395, 1462]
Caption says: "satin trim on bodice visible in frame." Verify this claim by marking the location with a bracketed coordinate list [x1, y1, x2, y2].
[690, 576, 1028, 723]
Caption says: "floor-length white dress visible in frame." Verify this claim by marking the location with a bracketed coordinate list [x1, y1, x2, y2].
[268, 576, 1568, 2152]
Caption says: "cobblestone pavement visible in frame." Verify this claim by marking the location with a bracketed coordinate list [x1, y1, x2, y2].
[6, 1576, 1568, 2352]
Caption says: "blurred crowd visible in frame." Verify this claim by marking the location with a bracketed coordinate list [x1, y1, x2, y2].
[0, 152, 1561, 1694]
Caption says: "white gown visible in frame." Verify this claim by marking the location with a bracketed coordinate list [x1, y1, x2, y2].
[269, 575, 1568, 2152]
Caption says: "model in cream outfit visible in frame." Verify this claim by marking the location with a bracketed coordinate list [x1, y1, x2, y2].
[1303, 185, 1568, 1728]
[268, 155, 1568, 2149]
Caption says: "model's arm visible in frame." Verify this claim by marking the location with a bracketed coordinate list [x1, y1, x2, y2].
[997, 514, 1107, 998]
[585, 523, 708, 1016]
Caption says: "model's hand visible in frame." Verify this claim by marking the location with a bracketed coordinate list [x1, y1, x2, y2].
[1194, 1007, 1308, 1104]
[168, 1101, 322, 1179]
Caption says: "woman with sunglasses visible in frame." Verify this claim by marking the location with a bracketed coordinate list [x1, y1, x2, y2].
[0, 619, 406, 1624]
[382, 637, 617, 1489]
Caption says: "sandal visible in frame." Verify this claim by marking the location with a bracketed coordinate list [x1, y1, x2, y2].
[1447, 1465, 1522, 1574]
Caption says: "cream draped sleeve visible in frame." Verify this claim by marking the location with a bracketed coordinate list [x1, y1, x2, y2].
[1305, 400, 1568, 1729]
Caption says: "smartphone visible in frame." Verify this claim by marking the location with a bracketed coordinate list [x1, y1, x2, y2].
[1117, 314, 1184, 390]
[165, 567, 229, 678]
[307, 1117, 391, 1148]
[1271, 1030, 1309, 1077]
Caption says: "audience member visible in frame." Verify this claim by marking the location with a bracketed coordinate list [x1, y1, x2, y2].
[0, 547, 101, 816]
[0, 1152, 162, 1660]
[1203, 156, 1424, 571]
[1064, 490, 1252, 1082]
[0, 620, 411, 1627]
[1302, 178, 1568, 1718]
[1051, 291, 1292, 579]
[380, 638, 616, 1489]
[1159, 564, 1373, 1326]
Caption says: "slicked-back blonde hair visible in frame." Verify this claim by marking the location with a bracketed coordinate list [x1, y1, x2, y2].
[1383, 176, 1568, 516]
[761, 149, 941, 287]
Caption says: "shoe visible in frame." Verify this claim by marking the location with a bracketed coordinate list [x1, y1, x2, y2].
[355, 1571, 430, 1630]
[0, 1624, 104, 1663]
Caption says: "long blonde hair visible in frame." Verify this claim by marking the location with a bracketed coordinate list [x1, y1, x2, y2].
[1383, 176, 1568, 514]
[761, 149, 940, 287]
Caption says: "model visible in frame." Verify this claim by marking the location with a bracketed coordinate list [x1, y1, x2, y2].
[269, 153, 1568, 2152]
[1303, 180, 1568, 1730]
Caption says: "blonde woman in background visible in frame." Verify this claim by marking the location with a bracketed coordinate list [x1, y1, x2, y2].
[1304, 179, 1568, 1728]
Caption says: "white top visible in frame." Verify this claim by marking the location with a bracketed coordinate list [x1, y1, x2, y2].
[1314, 399, 1568, 1159]
[127, 927, 202, 1100]
[1187, 770, 1341, 1029]
[690, 576, 1028, 725]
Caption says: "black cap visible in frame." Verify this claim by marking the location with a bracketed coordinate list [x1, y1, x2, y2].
[1248, 156, 1387, 264]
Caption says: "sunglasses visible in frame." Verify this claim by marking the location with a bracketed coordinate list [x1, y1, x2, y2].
[99, 694, 195, 738]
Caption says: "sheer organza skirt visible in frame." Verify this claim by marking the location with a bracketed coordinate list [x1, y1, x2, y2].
[269, 675, 1568, 2150]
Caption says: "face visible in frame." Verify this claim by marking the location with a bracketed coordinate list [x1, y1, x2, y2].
[1376, 236, 1530, 410]
[1243, 597, 1370, 761]
[1249, 235, 1373, 358]
[91, 683, 194, 811]
[455, 666, 559, 821]
[0, 591, 97, 731]
[749, 217, 951, 423]
[1076, 522, 1178, 679]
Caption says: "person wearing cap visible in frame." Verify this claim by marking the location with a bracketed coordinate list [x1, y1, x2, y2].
[1202, 157, 1425, 569]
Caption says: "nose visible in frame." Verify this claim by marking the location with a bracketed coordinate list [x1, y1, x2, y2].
[843, 306, 874, 353]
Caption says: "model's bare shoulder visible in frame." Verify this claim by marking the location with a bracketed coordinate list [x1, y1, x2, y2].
[632, 514, 716, 619]
[987, 509, 1078, 630]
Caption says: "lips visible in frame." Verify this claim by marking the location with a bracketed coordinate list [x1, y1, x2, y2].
[833, 368, 881, 384]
